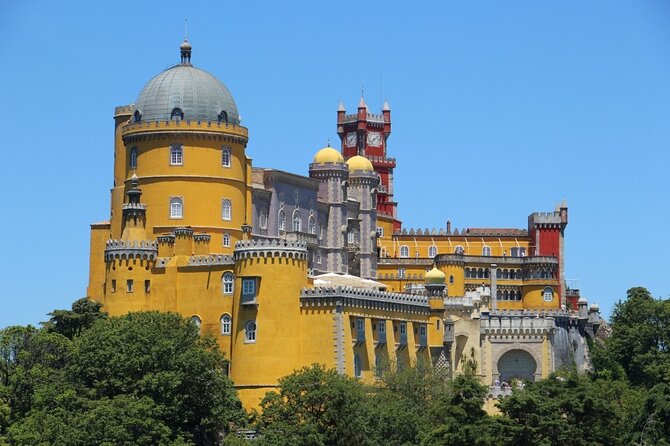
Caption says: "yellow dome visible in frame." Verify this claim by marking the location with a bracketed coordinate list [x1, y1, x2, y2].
[313, 147, 344, 164]
[346, 155, 374, 172]
[425, 266, 446, 285]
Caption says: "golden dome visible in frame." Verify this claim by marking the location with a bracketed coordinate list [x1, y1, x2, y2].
[346, 155, 374, 172]
[425, 266, 446, 285]
[313, 147, 344, 164]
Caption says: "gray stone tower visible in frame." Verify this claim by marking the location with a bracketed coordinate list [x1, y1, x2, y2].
[309, 156, 349, 274]
[346, 167, 379, 279]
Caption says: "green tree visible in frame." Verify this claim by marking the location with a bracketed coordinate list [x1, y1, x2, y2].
[607, 287, 670, 387]
[69, 311, 244, 445]
[626, 383, 670, 446]
[257, 364, 370, 446]
[494, 373, 641, 446]
[366, 359, 449, 446]
[43, 297, 107, 339]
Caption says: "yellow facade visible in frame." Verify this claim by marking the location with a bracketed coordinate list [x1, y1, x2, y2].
[86, 40, 597, 413]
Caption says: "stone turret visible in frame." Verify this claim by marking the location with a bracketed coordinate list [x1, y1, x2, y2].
[309, 148, 349, 274]
[345, 156, 379, 279]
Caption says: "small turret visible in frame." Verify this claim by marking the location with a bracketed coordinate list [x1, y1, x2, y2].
[120, 174, 148, 241]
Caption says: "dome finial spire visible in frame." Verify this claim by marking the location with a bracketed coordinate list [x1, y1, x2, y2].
[180, 19, 192, 65]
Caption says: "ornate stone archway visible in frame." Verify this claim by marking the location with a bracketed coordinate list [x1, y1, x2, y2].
[491, 342, 542, 382]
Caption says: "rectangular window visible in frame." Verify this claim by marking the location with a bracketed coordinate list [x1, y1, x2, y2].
[170, 145, 183, 165]
[356, 318, 365, 342]
[144, 280, 150, 293]
[376, 227, 384, 237]
[397, 268, 406, 279]
[242, 278, 257, 304]
[126, 279, 134, 293]
[316, 251, 322, 263]
[377, 320, 386, 344]
[111, 279, 116, 293]
[399, 322, 407, 345]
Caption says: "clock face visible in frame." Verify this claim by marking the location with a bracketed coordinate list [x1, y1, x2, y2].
[366, 131, 382, 146]
[346, 132, 357, 147]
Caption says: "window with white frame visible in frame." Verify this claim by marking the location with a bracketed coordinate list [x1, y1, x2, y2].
[482, 245, 492, 256]
[348, 230, 357, 244]
[543, 287, 553, 302]
[191, 316, 201, 331]
[315, 250, 322, 263]
[222, 146, 231, 167]
[170, 145, 183, 165]
[397, 268, 406, 279]
[220, 314, 231, 335]
[420, 325, 427, 337]
[223, 232, 231, 247]
[354, 354, 362, 378]
[242, 278, 256, 304]
[454, 245, 465, 254]
[376, 227, 384, 237]
[222, 272, 234, 295]
[428, 245, 438, 258]
[399, 322, 407, 335]
[221, 199, 232, 221]
[169, 197, 183, 219]
[399, 245, 409, 258]
[378, 320, 386, 333]
[129, 147, 137, 169]
[308, 216, 316, 235]
[245, 320, 257, 342]
[292, 210, 302, 232]
[278, 210, 286, 234]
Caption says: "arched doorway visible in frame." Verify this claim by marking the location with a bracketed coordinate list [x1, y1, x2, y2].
[497, 349, 537, 382]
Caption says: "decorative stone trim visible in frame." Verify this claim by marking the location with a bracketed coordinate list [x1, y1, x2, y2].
[234, 238, 308, 260]
[157, 235, 175, 244]
[301, 286, 429, 313]
[104, 239, 158, 261]
[193, 234, 211, 243]
[188, 254, 234, 266]
[174, 227, 194, 237]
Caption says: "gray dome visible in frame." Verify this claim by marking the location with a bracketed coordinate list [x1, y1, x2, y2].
[133, 64, 240, 124]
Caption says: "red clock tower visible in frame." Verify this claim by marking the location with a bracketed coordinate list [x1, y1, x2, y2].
[337, 98, 401, 232]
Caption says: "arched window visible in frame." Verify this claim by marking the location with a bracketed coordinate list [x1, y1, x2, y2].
[497, 290, 502, 300]
[171, 107, 184, 120]
[399, 245, 409, 258]
[278, 210, 286, 234]
[191, 316, 201, 330]
[223, 232, 231, 247]
[222, 199, 232, 221]
[221, 146, 231, 167]
[259, 209, 268, 229]
[428, 245, 438, 258]
[292, 210, 302, 232]
[170, 145, 183, 165]
[454, 245, 464, 254]
[222, 272, 234, 295]
[218, 110, 228, 124]
[129, 148, 137, 169]
[170, 197, 183, 219]
[133, 109, 142, 122]
[503, 290, 509, 301]
[354, 354, 362, 378]
[245, 320, 257, 342]
[482, 245, 491, 256]
[543, 287, 553, 302]
[220, 314, 231, 335]
[308, 216, 316, 235]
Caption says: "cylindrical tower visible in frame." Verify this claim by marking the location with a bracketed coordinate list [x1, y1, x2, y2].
[309, 147, 349, 274]
[345, 155, 379, 279]
[229, 239, 309, 409]
[112, 41, 250, 253]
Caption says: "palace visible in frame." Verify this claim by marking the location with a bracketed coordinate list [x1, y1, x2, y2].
[86, 40, 603, 410]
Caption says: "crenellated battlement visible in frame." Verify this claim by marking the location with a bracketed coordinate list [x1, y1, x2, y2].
[122, 119, 249, 140]
[234, 238, 308, 260]
[188, 254, 234, 267]
[301, 285, 429, 311]
[104, 239, 158, 261]
[480, 313, 558, 336]
[122, 203, 146, 211]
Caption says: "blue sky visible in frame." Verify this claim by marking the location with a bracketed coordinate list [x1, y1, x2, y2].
[1, 1, 669, 328]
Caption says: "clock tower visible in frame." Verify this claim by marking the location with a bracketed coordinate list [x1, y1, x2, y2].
[337, 98, 401, 232]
